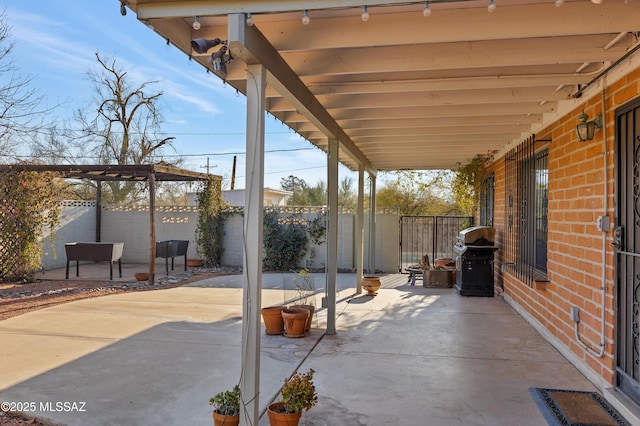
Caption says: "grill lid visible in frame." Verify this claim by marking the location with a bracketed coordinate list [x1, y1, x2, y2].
[458, 226, 495, 245]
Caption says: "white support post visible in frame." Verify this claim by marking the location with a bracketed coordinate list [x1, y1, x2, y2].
[355, 166, 364, 293]
[148, 171, 156, 285]
[326, 138, 339, 335]
[368, 174, 377, 275]
[240, 63, 266, 426]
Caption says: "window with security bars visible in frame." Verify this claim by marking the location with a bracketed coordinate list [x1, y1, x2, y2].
[504, 135, 549, 283]
[479, 173, 494, 227]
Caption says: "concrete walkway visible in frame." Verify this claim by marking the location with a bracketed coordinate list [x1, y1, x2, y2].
[0, 273, 597, 425]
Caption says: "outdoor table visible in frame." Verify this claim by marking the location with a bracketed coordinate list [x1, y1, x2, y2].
[65, 242, 124, 280]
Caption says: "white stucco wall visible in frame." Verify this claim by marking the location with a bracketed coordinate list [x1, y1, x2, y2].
[43, 204, 400, 273]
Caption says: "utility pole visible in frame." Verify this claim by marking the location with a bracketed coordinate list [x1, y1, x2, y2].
[231, 155, 237, 190]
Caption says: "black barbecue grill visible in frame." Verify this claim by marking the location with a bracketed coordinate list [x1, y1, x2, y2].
[453, 226, 498, 297]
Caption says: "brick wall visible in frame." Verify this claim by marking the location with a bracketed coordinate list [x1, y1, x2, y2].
[493, 67, 640, 387]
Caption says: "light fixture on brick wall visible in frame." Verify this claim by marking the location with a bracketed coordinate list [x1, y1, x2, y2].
[575, 110, 602, 142]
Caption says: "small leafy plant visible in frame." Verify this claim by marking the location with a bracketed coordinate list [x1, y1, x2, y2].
[292, 268, 315, 305]
[275, 368, 318, 414]
[209, 385, 240, 416]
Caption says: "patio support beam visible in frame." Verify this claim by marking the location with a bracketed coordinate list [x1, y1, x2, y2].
[226, 14, 376, 177]
[240, 63, 266, 426]
[148, 171, 156, 285]
[368, 174, 377, 275]
[356, 166, 364, 294]
[326, 139, 339, 335]
[95, 183, 102, 242]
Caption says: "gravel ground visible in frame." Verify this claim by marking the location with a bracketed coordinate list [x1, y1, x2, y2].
[0, 267, 241, 425]
[0, 410, 63, 426]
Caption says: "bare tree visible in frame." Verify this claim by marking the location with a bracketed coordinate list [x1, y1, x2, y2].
[74, 52, 178, 203]
[0, 11, 51, 161]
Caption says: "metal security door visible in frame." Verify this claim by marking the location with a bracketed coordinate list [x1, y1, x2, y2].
[615, 98, 640, 405]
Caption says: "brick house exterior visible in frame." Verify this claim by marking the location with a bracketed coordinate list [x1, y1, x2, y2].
[488, 67, 640, 411]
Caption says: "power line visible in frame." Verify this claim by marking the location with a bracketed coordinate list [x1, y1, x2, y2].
[158, 147, 316, 157]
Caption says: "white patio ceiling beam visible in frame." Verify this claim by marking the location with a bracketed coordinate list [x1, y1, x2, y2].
[347, 125, 528, 137]
[361, 143, 506, 152]
[266, 87, 569, 111]
[234, 73, 595, 98]
[295, 116, 541, 133]
[276, 35, 627, 77]
[226, 14, 375, 175]
[262, 3, 640, 50]
[201, 34, 628, 82]
[136, 2, 639, 46]
[354, 132, 523, 142]
[302, 74, 599, 96]
[302, 125, 526, 141]
[135, 0, 444, 18]
[336, 115, 542, 129]
[329, 103, 553, 120]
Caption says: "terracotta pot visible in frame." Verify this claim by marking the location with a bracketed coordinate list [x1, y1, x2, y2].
[361, 276, 382, 296]
[213, 411, 239, 426]
[281, 307, 309, 338]
[134, 272, 149, 281]
[261, 305, 286, 335]
[187, 258, 203, 267]
[267, 402, 302, 426]
[292, 304, 315, 331]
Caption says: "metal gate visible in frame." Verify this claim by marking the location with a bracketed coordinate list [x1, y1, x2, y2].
[615, 98, 640, 405]
[399, 215, 473, 272]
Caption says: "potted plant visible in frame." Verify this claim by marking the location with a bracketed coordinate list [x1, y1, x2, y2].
[291, 268, 315, 331]
[209, 384, 240, 426]
[267, 368, 317, 426]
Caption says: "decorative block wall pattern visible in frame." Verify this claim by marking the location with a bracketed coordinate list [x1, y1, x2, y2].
[42, 206, 400, 273]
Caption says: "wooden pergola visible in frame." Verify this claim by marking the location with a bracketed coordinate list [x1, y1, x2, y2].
[0, 163, 218, 284]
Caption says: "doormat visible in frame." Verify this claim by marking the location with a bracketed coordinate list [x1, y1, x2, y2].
[529, 388, 630, 426]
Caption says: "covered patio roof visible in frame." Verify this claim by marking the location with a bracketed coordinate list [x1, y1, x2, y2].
[125, 0, 640, 172]
[113, 2, 640, 424]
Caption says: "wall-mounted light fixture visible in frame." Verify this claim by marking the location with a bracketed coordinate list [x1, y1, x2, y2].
[575, 110, 603, 142]
[192, 16, 201, 30]
[302, 10, 310, 25]
[191, 38, 222, 54]
[191, 38, 233, 78]
[246, 12, 254, 26]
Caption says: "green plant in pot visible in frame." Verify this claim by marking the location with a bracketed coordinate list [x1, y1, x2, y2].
[267, 368, 317, 426]
[209, 385, 240, 426]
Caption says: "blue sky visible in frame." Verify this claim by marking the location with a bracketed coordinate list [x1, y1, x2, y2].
[4, 0, 356, 189]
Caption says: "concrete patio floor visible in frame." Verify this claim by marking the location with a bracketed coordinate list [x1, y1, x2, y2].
[0, 272, 603, 425]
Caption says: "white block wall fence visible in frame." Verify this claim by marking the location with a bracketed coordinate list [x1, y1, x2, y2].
[40, 201, 400, 273]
